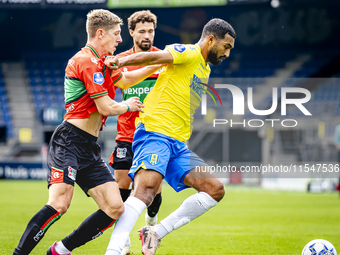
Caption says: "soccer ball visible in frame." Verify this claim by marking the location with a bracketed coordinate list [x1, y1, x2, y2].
[301, 239, 337, 255]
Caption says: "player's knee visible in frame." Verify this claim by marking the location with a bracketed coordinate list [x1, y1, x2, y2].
[106, 202, 124, 219]
[208, 181, 225, 202]
[58, 205, 69, 215]
[114, 203, 125, 219]
[134, 188, 156, 206]
[214, 182, 225, 202]
[116, 176, 132, 189]
[145, 192, 157, 207]
[49, 203, 69, 215]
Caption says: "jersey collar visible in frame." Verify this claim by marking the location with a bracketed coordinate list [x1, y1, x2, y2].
[85, 44, 101, 59]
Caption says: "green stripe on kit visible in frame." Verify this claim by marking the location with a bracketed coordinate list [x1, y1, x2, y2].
[42, 214, 61, 232]
[122, 79, 156, 103]
[90, 91, 108, 99]
[64, 79, 86, 103]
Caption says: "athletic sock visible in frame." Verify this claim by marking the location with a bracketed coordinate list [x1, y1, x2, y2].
[153, 192, 218, 238]
[13, 205, 61, 255]
[62, 209, 116, 251]
[119, 189, 132, 249]
[119, 188, 131, 202]
[147, 193, 162, 218]
[54, 241, 71, 254]
[106, 197, 147, 255]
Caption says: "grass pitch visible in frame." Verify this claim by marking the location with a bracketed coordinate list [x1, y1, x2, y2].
[1, 180, 339, 254]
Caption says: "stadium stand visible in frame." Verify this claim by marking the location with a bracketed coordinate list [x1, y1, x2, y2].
[0, 69, 13, 139]
[190, 49, 340, 164]
[21, 48, 339, 123]
[198, 50, 306, 119]
[24, 52, 69, 116]
[23, 51, 123, 127]
[213, 50, 340, 120]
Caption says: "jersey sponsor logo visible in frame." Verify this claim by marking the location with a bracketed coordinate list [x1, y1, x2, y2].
[124, 86, 154, 97]
[190, 74, 205, 98]
[91, 57, 98, 64]
[174, 44, 186, 53]
[93, 72, 104, 85]
[116, 147, 127, 159]
[149, 154, 159, 165]
[66, 103, 75, 112]
[50, 167, 64, 184]
[68, 166, 77, 181]
[68, 59, 75, 65]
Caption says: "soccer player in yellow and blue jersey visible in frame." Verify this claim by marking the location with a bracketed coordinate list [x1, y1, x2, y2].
[105, 18, 236, 255]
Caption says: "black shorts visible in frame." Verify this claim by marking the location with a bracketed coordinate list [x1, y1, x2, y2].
[47, 121, 115, 196]
[109, 141, 134, 170]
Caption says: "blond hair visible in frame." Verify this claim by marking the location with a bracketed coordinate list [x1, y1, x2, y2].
[86, 9, 122, 39]
[128, 10, 157, 31]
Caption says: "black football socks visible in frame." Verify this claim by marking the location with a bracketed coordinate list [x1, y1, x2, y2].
[61, 209, 116, 251]
[147, 193, 162, 218]
[13, 205, 61, 255]
[119, 188, 132, 202]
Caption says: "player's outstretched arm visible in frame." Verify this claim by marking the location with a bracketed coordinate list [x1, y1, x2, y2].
[115, 64, 164, 90]
[105, 50, 173, 69]
[94, 95, 144, 116]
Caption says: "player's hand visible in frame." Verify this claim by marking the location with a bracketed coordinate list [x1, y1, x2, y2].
[105, 56, 120, 70]
[125, 97, 145, 113]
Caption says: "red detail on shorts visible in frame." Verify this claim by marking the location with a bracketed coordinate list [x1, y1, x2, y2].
[109, 152, 114, 167]
[50, 167, 64, 184]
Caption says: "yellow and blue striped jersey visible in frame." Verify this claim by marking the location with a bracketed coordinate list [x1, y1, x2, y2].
[138, 43, 211, 142]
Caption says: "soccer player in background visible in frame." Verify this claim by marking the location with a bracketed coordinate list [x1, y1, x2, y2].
[13, 9, 162, 255]
[333, 124, 340, 194]
[108, 10, 163, 255]
[105, 18, 236, 255]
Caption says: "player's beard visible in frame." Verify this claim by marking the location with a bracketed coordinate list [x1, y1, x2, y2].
[208, 45, 224, 65]
[136, 39, 152, 51]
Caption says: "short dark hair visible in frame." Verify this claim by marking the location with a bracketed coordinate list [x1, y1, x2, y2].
[201, 18, 236, 40]
[128, 10, 157, 31]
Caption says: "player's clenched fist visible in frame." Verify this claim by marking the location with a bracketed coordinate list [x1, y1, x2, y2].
[105, 56, 120, 70]
[124, 97, 145, 113]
